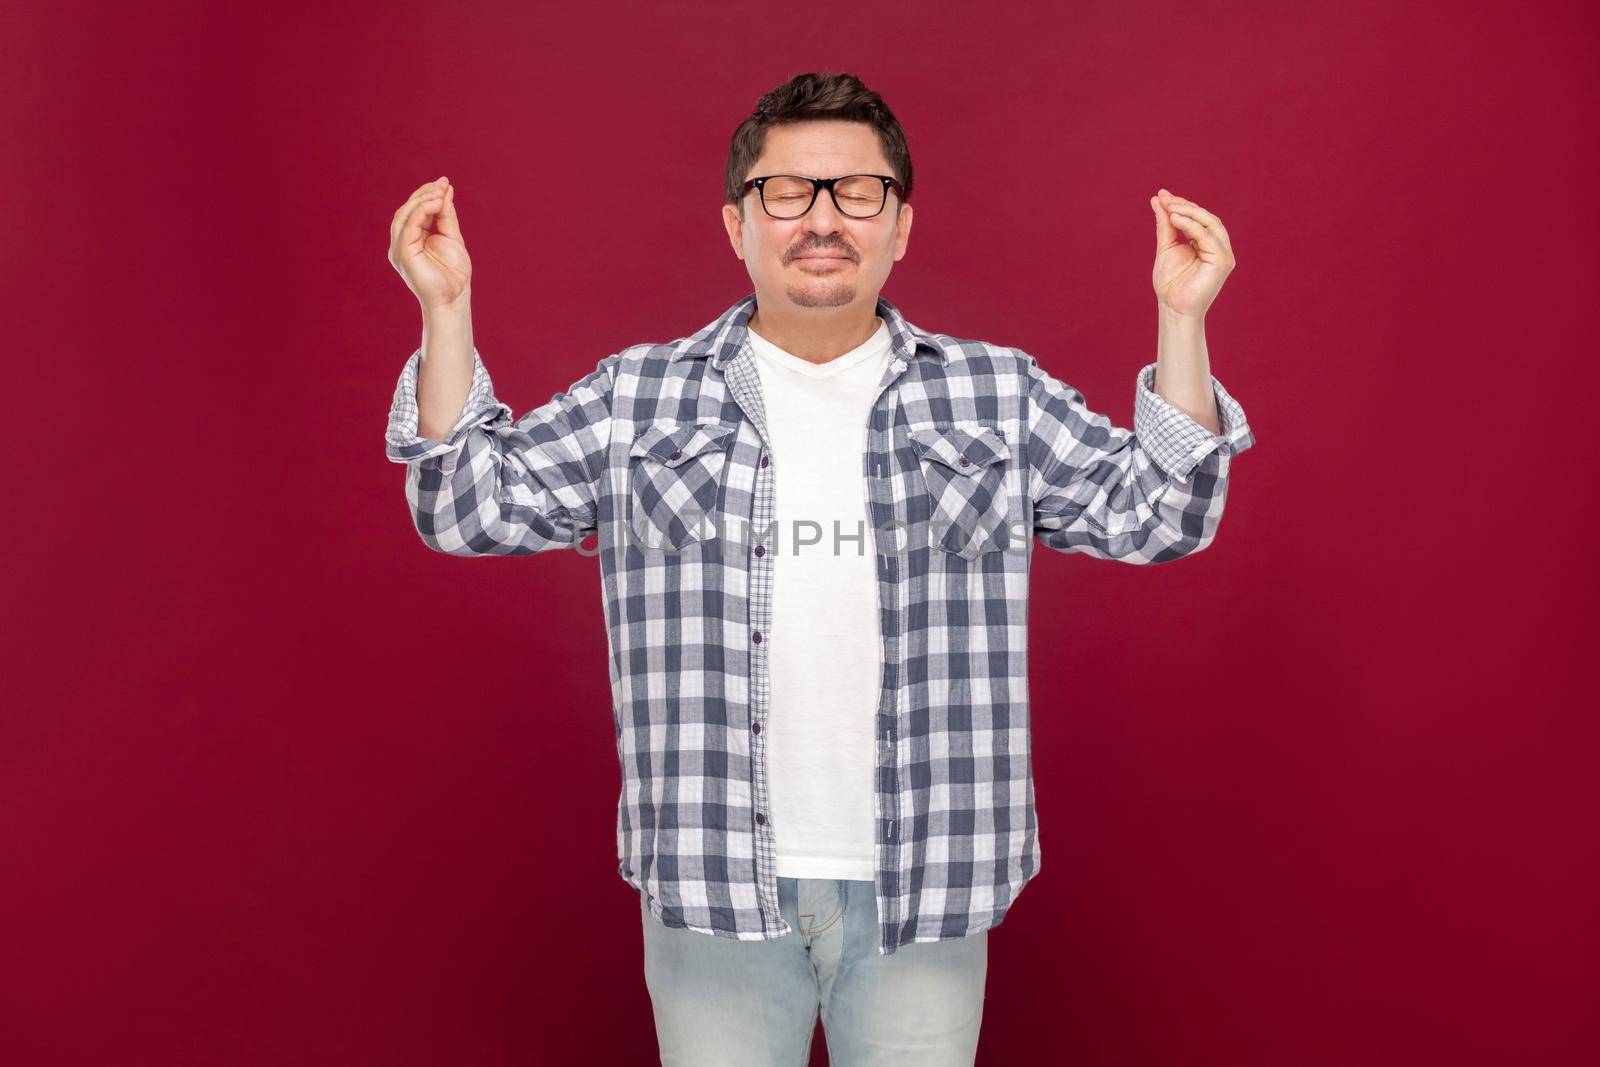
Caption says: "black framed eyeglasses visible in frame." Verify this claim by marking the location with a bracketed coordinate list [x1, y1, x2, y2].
[741, 174, 906, 220]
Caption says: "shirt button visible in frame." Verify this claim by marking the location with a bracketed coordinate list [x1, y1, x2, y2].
[760, 454, 769, 468]
[752, 631, 762, 643]
[755, 812, 766, 825]
[751, 721, 761, 734]
[959, 456, 970, 467]
[754, 544, 765, 556]
[669, 450, 681, 460]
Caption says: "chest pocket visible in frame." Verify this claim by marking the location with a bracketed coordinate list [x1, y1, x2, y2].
[627, 421, 737, 552]
[908, 424, 1012, 559]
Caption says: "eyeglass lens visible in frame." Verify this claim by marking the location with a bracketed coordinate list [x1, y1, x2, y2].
[762, 176, 887, 218]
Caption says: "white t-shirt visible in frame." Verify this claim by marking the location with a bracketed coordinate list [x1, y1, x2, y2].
[745, 314, 893, 882]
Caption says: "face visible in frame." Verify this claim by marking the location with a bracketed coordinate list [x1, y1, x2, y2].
[721, 119, 913, 312]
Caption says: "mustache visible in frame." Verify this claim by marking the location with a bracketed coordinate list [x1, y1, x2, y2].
[787, 246, 856, 262]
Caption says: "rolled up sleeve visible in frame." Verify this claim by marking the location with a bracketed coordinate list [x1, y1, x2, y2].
[1024, 351, 1256, 563]
[1130, 361, 1256, 483]
[383, 346, 618, 556]
[385, 346, 512, 474]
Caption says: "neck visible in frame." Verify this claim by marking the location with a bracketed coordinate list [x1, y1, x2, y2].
[747, 298, 881, 365]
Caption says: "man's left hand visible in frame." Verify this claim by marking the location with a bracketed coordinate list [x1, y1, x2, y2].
[1150, 189, 1235, 320]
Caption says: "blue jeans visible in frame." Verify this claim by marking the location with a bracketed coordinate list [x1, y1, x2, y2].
[641, 876, 988, 1065]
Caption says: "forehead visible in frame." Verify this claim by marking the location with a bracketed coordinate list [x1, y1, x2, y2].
[751, 120, 891, 176]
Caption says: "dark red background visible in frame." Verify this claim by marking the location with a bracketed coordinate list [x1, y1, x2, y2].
[3, 1, 1595, 1063]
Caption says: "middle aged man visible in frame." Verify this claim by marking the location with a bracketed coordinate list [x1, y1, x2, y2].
[384, 70, 1256, 1066]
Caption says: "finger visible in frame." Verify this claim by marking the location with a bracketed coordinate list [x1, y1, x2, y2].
[1167, 211, 1230, 263]
[433, 181, 462, 241]
[1171, 203, 1228, 247]
[396, 191, 445, 257]
[1151, 195, 1179, 251]
[389, 178, 449, 250]
[390, 178, 445, 230]
[391, 193, 443, 256]
[393, 185, 451, 254]
[1159, 192, 1230, 243]
[1175, 206, 1232, 260]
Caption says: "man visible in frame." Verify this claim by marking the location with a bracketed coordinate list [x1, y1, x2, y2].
[384, 71, 1254, 1066]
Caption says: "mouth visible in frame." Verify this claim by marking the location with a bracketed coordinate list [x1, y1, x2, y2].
[793, 254, 853, 266]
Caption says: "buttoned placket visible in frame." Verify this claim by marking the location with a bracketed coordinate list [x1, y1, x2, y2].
[717, 336, 915, 951]
[716, 340, 786, 936]
[864, 347, 912, 956]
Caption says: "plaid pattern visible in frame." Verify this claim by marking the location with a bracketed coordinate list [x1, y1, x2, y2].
[385, 292, 1256, 956]
[907, 424, 1013, 558]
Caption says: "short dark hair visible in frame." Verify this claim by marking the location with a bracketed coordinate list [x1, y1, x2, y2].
[724, 70, 913, 218]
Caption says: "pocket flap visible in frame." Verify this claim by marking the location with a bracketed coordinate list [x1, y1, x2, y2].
[629, 422, 736, 467]
[907, 425, 1009, 475]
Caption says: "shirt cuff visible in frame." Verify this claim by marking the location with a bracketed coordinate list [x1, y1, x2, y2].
[1132, 361, 1256, 483]
[384, 346, 512, 467]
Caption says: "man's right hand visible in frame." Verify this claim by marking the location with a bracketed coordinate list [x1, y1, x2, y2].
[388, 177, 472, 312]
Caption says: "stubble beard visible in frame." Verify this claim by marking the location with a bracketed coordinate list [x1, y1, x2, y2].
[785, 279, 857, 307]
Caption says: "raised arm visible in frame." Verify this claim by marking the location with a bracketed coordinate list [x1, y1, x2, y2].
[383, 176, 616, 557]
[385, 345, 618, 556]
[1023, 351, 1255, 562]
[1023, 186, 1259, 562]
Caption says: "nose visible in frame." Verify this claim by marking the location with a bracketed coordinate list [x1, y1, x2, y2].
[791, 195, 855, 262]
[801, 186, 846, 233]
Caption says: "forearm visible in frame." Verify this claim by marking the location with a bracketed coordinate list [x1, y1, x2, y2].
[416, 299, 476, 442]
[1153, 305, 1221, 435]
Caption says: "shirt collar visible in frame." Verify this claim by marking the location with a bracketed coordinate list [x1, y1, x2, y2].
[669, 291, 949, 369]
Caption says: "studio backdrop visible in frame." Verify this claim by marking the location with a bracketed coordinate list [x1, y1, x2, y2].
[2, 1, 1595, 1065]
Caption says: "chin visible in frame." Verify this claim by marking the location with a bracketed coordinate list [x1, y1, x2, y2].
[784, 281, 857, 308]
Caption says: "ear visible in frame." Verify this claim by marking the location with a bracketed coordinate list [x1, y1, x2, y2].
[721, 203, 746, 261]
[892, 202, 913, 262]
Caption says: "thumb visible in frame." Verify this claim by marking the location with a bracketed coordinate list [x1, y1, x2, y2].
[1151, 194, 1176, 251]
[435, 181, 462, 240]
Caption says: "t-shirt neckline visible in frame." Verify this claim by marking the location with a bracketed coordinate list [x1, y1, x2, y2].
[746, 316, 891, 379]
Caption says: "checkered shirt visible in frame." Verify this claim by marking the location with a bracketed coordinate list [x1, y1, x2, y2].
[384, 292, 1257, 956]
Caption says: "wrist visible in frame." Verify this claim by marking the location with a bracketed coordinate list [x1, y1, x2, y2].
[423, 292, 473, 322]
[1157, 303, 1204, 329]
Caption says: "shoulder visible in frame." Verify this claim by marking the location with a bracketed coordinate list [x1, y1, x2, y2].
[918, 332, 1037, 382]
